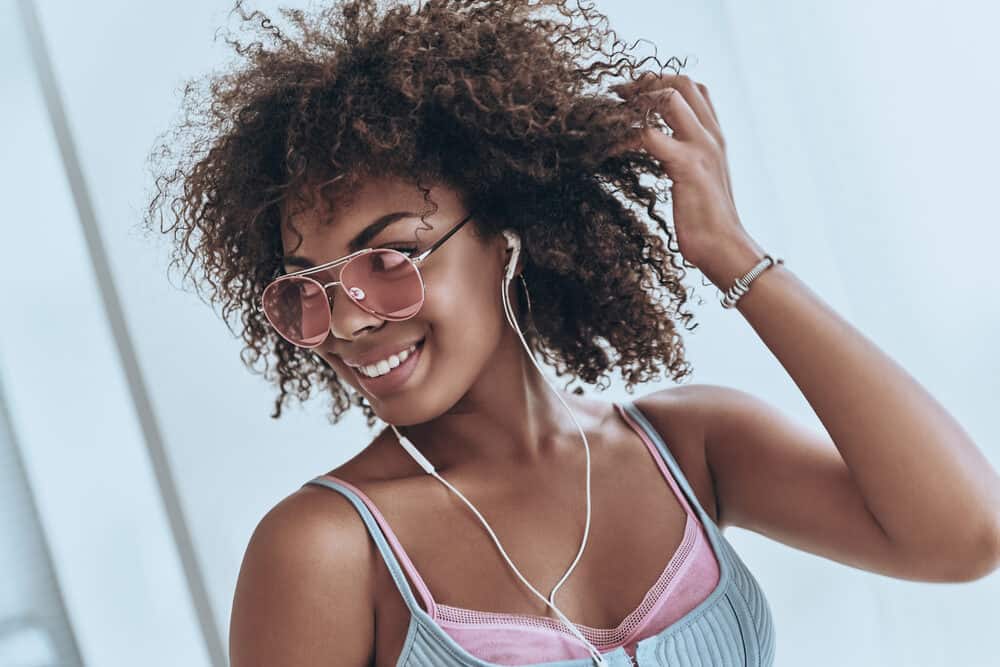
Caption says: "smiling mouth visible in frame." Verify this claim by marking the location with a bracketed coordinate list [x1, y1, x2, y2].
[342, 337, 425, 398]
[352, 340, 420, 378]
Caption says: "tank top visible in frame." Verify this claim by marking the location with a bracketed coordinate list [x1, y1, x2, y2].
[304, 400, 776, 666]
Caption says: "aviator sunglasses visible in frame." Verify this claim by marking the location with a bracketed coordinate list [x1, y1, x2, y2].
[259, 209, 476, 348]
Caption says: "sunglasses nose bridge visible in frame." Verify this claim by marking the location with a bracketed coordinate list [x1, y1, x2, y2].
[321, 280, 367, 313]
[325, 274, 389, 341]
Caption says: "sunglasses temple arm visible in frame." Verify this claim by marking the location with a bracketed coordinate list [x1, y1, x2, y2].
[415, 209, 475, 263]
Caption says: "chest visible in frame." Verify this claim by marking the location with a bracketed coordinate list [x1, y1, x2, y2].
[368, 416, 717, 667]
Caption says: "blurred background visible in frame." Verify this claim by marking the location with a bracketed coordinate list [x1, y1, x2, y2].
[2, 0, 998, 665]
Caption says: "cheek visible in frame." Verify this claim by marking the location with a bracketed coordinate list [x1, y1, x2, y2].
[434, 245, 498, 304]
[422, 250, 506, 342]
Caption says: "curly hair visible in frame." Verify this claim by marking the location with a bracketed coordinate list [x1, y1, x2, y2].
[143, 0, 704, 429]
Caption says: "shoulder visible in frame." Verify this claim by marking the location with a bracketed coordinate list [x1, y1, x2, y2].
[631, 384, 713, 446]
[229, 483, 377, 666]
[629, 384, 721, 524]
[632, 382, 748, 448]
[246, 481, 377, 572]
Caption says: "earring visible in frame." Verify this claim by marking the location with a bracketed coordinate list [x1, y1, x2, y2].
[502, 264, 535, 332]
[509, 272, 535, 334]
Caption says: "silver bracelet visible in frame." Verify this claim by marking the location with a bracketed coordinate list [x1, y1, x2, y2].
[719, 254, 784, 309]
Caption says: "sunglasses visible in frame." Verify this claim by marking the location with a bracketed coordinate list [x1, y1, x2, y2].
[259, 209, 476, 348]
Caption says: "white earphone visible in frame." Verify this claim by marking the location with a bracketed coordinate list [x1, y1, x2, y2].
[389, 226, 606, 664]
[503, 229, 521, 282]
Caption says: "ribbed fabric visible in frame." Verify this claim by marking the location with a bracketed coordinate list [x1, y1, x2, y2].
[304, 400, 776, 666]
[335, 401, 720, 663]
[431, 512, 706, 652]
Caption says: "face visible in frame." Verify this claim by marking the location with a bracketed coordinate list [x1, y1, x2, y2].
[278, 174, 520, 425]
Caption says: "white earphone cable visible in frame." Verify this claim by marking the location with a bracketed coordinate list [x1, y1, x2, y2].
[388, 234, 607, 665]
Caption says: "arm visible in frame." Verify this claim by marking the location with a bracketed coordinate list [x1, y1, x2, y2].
[613, 71, 1000, 583]
[692, 249, 1000, 583]
[230, 489, 376, 666]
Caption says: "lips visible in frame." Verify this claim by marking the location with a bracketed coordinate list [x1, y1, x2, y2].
[351, 338, 425, 397]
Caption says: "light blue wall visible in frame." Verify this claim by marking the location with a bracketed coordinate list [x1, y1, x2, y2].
[2, 1, 997, 665]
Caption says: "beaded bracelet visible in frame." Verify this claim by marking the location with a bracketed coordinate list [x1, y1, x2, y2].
[719, 254, 784, 309]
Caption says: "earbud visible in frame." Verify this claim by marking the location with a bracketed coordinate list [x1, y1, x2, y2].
[502, 230, 520, 282]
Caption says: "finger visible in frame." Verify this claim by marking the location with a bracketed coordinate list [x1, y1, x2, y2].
[639, 87, 710, 146]
[614, 73, 724, 148]
[612, 70, 696, 100]
[681, 80, 723, 148]
[610, 70, 663, 98]
[693, 82, 724, 149]
[696, 82, 719, 124]
[647, 76, 721, 147]
[639, 121, 685, 173]
[608, 112, 685, 168]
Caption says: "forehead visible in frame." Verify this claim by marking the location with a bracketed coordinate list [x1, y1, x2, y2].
[279, 174, 462, 248]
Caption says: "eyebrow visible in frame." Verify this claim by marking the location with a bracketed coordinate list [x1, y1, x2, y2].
[282, 210, 418, 269]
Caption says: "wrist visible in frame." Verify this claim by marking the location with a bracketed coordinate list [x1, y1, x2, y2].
[696, 234, 770, 290]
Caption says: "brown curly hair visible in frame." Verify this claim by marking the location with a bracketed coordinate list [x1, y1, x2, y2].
[143, 0, 704, 429]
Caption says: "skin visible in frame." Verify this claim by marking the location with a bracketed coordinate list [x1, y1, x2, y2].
[612, 73, 1000, 579]
[280, 175, 581, 468]
[229, 75, 1000, 667]
[232, 175, 715, 666]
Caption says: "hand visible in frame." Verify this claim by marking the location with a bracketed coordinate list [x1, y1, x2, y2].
[610, 72, 761, 278]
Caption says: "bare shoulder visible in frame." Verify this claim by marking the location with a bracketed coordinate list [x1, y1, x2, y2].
[229, 483, 377, 667]
[630, 383, 712, 446]
[630, 384, 720, 525]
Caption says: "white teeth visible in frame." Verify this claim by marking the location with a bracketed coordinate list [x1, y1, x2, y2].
[357, 342, 419, 378]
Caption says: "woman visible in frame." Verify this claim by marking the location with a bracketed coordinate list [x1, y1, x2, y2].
[145, 1, 1000, 665]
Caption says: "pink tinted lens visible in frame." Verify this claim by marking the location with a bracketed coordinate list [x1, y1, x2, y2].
[261, 276, 331, 347]
[340, 249, 424, 319]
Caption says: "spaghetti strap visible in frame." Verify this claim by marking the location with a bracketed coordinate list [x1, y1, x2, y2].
[617, 400, 718, 530]
[305, 401, 708, 626]
[303, 474, 436, 617]
[614, 402, 697, 519]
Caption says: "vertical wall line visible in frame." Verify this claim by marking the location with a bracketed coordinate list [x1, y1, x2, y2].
[0, 374, 86, 664]
[16, 2, 227, 665]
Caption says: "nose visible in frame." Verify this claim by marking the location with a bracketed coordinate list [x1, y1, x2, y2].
[327, 282, 386, 340]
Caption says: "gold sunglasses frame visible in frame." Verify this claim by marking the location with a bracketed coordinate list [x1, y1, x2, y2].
[257, 209, 476, 347]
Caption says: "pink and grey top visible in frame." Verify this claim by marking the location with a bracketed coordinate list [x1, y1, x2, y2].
[310, 402, 733, 664]
[307, 401, 775, 665]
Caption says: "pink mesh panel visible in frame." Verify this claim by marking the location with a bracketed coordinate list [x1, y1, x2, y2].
[320, 401, 723, 666]
[433, 515, 720, 664]
[427, 402, 723, 664]
[435, 512, 698, 647]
